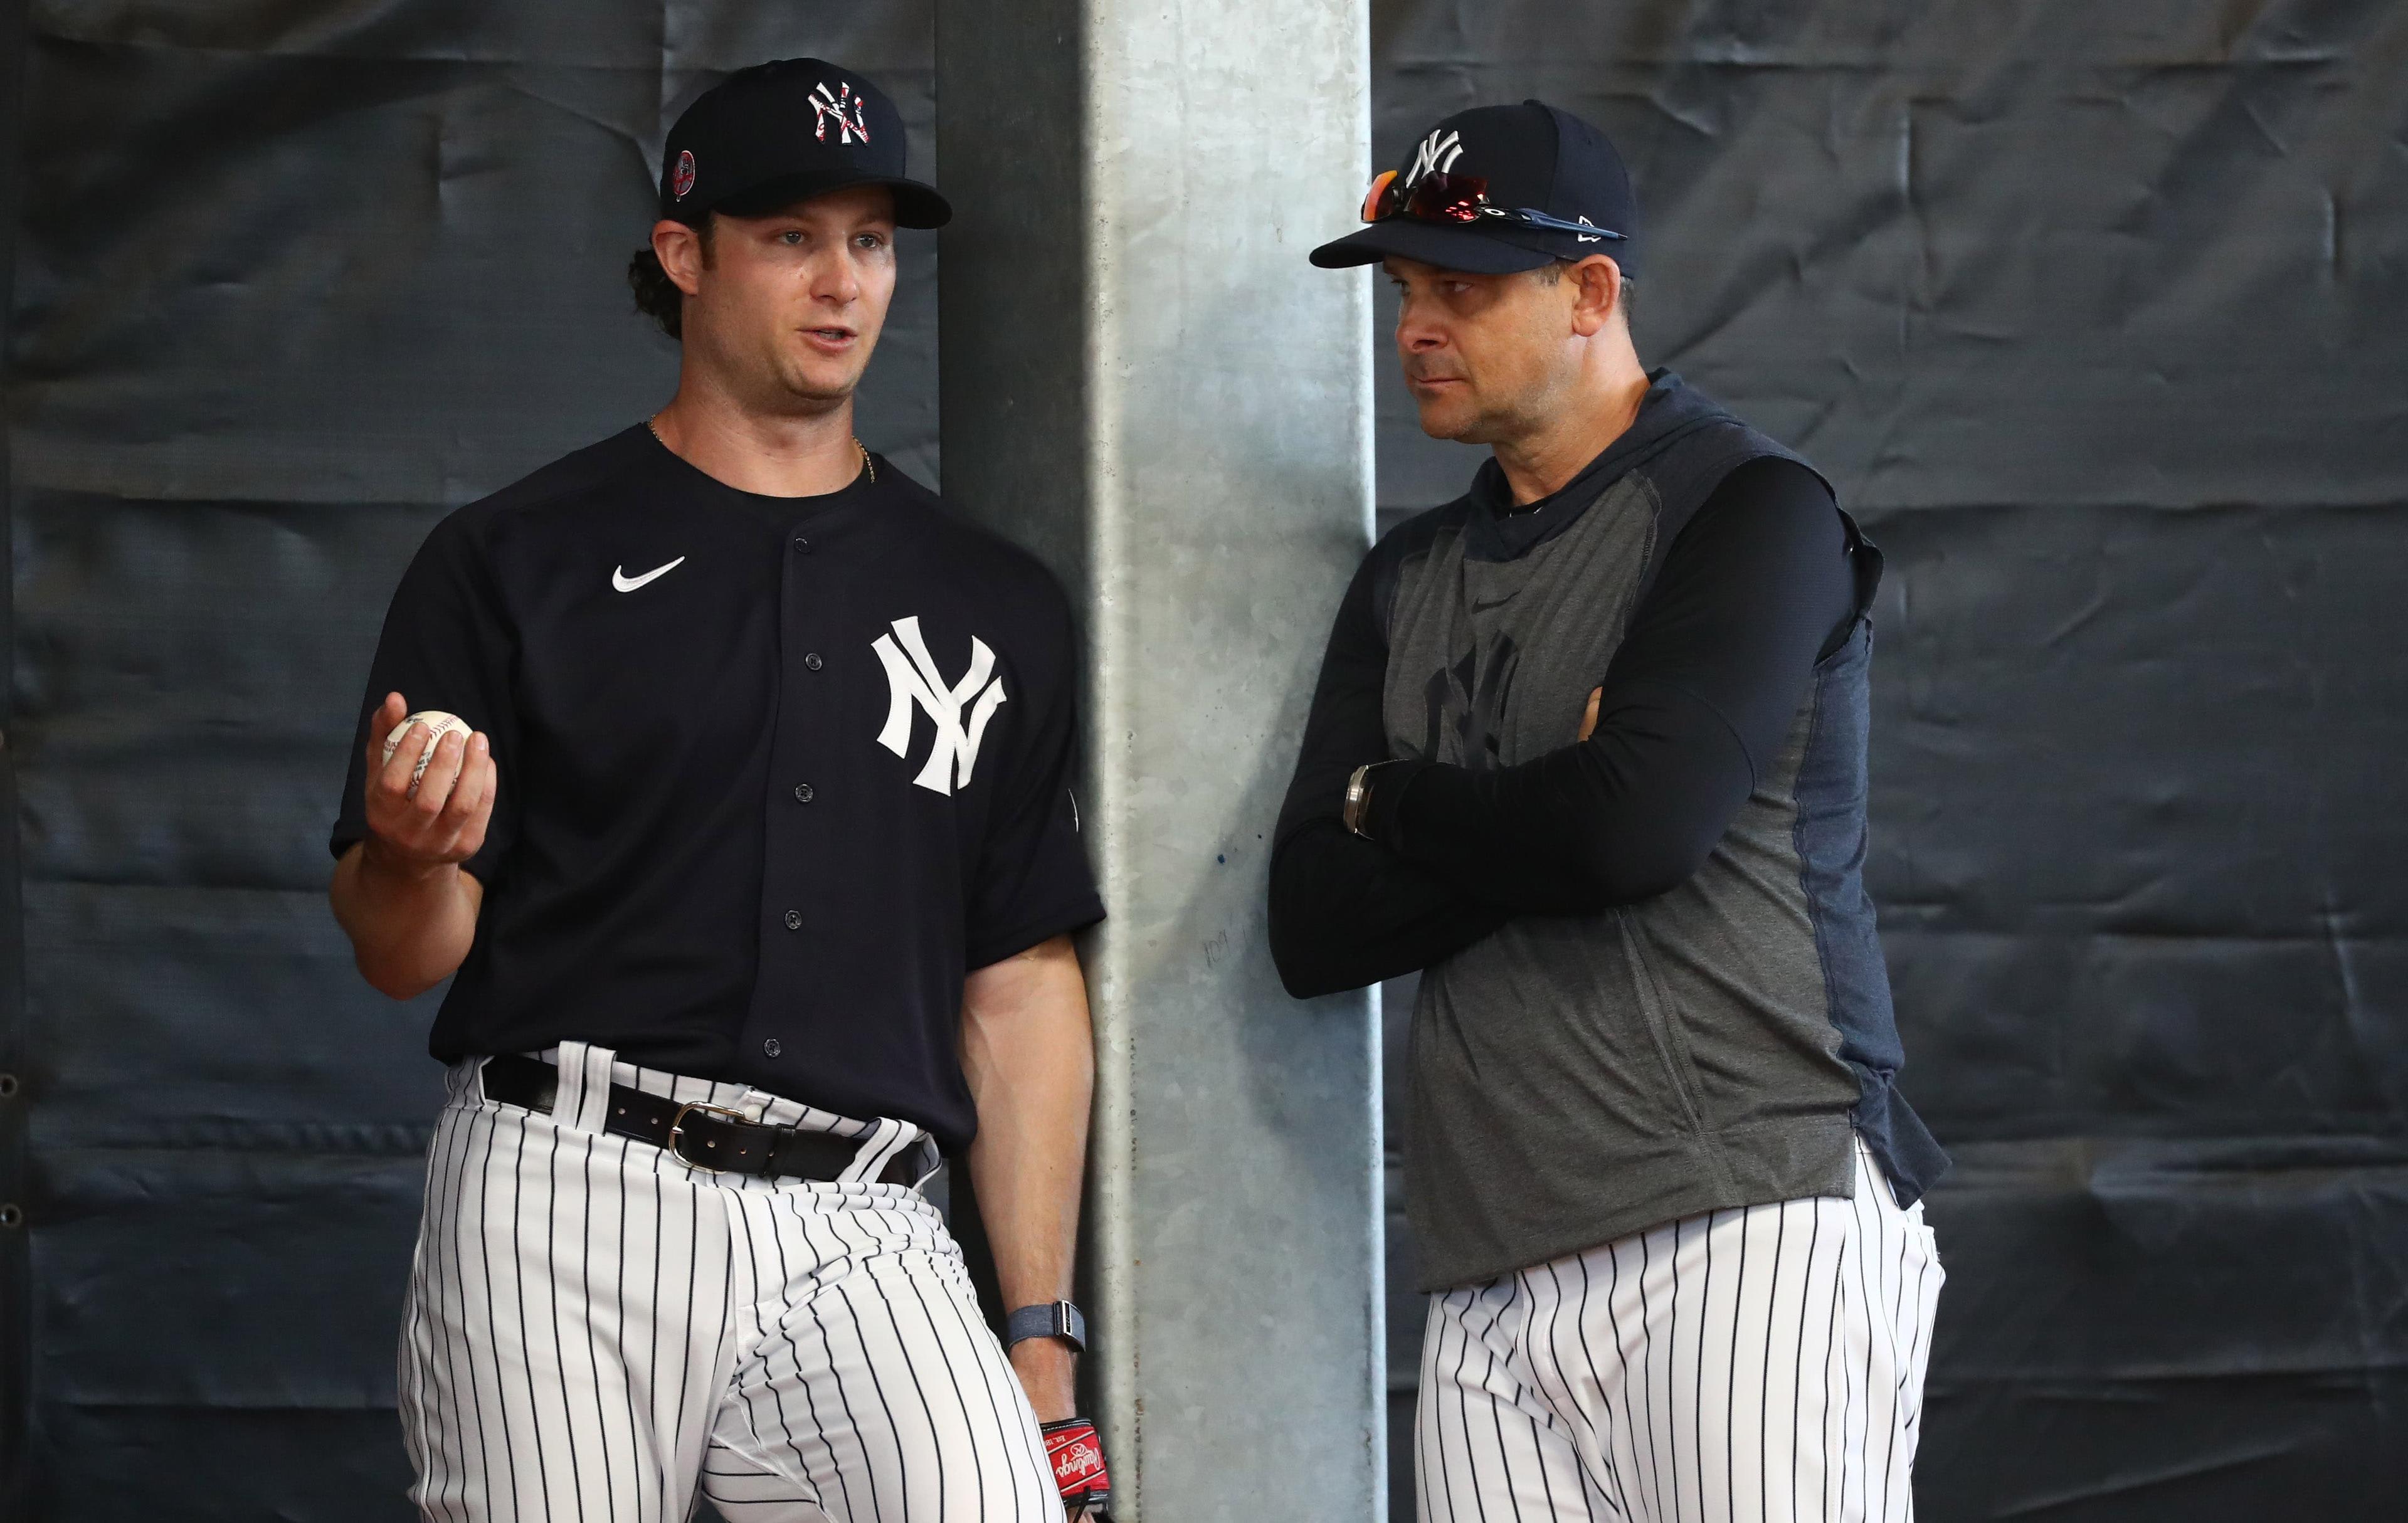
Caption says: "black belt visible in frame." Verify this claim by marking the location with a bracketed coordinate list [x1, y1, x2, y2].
[480, 1053, 927, 1187]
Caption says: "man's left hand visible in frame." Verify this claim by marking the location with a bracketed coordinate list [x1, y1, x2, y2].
[1010, 1338, 1111, 1519]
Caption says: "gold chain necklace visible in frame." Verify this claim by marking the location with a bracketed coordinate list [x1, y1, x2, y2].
[645, 415, 874, 484]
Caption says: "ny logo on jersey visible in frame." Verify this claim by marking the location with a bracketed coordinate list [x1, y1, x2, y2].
[812, 81, 871, 145]
[1422, 632, 1521, 769]
[872, 616, 1007, 795]
[1407, 127, 1465, 185]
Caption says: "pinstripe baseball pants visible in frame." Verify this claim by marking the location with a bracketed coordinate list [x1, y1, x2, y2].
[398, 1041, 1065, 1523]
[1416, 1136, 1944, 1523]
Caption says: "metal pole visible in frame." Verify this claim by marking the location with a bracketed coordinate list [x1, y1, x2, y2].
[936, 3, 1381, 1517]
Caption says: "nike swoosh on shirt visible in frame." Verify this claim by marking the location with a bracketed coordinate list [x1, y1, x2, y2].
[612, 557, 686, 593]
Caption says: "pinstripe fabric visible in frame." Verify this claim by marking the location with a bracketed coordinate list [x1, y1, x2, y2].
[398, 1042, 1065, 1523]
[1415, 1137, 1943, 1523]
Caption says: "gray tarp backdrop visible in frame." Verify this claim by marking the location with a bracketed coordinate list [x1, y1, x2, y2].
[4, 1, 2404, 1518]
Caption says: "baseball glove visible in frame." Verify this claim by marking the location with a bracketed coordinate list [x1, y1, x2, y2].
[1040, 1416, 1113, 1522]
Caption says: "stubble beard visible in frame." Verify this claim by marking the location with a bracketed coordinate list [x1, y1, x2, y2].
[1418, 384, 1531, 448]
[1412, 374, 1484, 443]
[746, 340, 866, 421]
[776, 369, 857, 417]
[674, 315, 848, 424]
[1432, 351, 1580, 451]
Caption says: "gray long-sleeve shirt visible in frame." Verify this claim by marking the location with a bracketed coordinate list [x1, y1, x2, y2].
[1270, 372, 1947, 1290]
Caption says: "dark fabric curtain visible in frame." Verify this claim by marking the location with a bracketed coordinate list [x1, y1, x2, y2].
[1368, 6, 2408, 1520]
[2, 5, 939, 1515]
[4, 1, 2404, 1517]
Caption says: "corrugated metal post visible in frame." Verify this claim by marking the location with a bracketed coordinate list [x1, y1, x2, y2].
[935, 4, 1381, 1519]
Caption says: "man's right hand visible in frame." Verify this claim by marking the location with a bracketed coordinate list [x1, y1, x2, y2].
[361, 691, 497, 879]
[334, 692, 496, 999]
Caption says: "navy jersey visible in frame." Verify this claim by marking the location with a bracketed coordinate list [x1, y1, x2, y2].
[333, 425, 1102, 1151]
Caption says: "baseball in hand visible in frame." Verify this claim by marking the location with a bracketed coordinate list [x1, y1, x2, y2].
[383, 710, 472, 793]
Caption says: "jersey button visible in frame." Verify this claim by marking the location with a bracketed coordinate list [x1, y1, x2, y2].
[783, 909, 803, 930]
[763, 1038, 783, 1059]
[803, 651, 823, 672]
[793, 783, 815, 804]
[792, 535, 813, 555]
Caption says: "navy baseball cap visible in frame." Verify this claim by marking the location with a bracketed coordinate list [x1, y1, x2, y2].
[658, 58, 951, 229]
[1311, 101, 1637, 276]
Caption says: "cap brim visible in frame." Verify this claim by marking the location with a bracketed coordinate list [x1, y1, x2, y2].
[1307, 219, 1556, 274]
[695, 171, 953, 229]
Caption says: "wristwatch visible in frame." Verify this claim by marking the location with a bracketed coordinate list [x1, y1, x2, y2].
[1005, 1299, 1088, 1355]
[1343, 763, 1376, 838]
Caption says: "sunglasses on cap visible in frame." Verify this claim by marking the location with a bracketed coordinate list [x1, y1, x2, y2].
[1360, 168, 1628, 244]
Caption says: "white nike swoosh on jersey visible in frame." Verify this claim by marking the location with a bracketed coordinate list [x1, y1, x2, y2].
[612, 557, 686, 593]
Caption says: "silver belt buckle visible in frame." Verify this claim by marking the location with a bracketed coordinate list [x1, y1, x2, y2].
[668, 1101, 750, 1173]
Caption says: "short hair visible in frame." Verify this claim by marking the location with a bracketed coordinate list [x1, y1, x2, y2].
[628, 218, 715, 340]
[1530, 258, 1635, 320]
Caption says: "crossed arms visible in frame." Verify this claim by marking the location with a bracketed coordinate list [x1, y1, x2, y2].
[1268, 458, 1861, 996]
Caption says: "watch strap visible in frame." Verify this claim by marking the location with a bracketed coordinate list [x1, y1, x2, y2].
[1005, 1300, 1087, 1354]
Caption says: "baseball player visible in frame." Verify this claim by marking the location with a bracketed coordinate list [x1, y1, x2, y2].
[329, 58, 1112, 1522]
[1270, 102, 1950, 1521]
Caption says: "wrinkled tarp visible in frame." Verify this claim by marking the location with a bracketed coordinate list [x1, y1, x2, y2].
[6, 0, 2407, 1519]
[4, 3, 941, 1516]
[1369, 4, 2408, 1520]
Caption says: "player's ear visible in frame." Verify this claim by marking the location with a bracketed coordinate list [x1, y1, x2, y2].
[1565, 256, 1620, 338]
[653, 219, 707, 298]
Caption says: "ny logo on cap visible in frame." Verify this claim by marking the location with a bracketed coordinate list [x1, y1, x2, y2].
[812, 81, 871, 145]
[1407, 127, 1465, 185]
[872, 616, 1007, 795]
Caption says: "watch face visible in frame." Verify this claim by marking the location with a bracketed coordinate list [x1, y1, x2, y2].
[1344, 765, 1374, 835]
